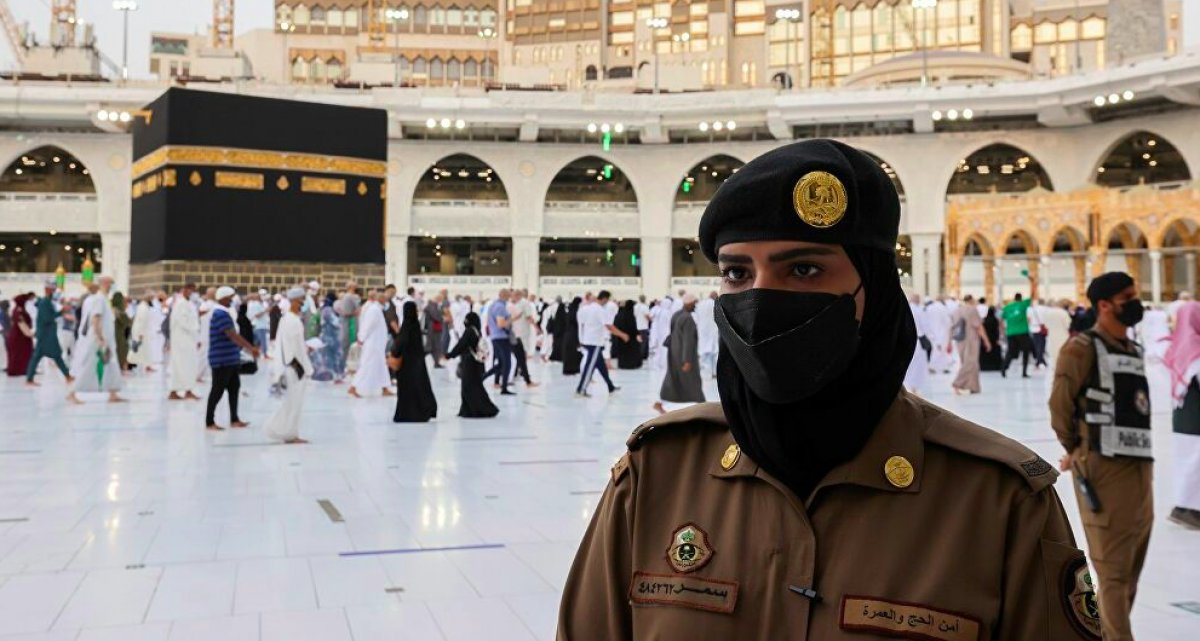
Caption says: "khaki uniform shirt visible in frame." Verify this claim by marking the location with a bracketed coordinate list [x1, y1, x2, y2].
[558, 392, 1099, 641]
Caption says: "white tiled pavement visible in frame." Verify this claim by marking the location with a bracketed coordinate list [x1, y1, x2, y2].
[0, 354, 1196, 640]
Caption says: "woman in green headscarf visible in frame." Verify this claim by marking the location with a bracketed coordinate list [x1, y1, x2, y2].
[111, 291, 132, 371]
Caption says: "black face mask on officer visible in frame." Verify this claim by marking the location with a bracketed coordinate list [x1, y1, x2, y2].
[1112, 298, 1144, 327]
[714, 283, 863, 404]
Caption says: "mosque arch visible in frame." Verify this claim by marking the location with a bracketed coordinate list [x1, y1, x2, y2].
[412, 153, 509, 202]
[674, 154, 745, 205]
[1048, 226, 1088, 253]
[962, 232, 995, 257]
[544, 155, 638, 205]
[1104, 221, 1148, 251]
[1000, 229, 1039, 257]
[1159, 218, 1199, 250]
[858, 149, 906, 198]
[0, 145, 95, 193]
[1093, 130, 1191, 187]
[946, 143, 1053, 195]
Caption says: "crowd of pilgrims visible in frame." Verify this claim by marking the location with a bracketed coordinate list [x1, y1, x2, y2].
[0, 279, 727, 424]
[903, 290, 1196, 395]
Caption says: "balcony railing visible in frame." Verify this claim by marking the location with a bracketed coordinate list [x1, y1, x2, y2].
[0, 192, 97, 202]
[544, 201, 638, 212]
[411, 198, 510, 208]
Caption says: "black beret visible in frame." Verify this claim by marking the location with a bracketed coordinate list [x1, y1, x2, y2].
[698, 139, 900, 263]
[1087, 272, 1135, 307]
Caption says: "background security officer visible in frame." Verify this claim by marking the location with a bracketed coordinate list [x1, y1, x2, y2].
[558, 139, 1100, 640]
[1050, 271, 1153, 641]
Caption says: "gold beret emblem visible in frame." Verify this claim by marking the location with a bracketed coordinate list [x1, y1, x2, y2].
[792, 170, 847, 228]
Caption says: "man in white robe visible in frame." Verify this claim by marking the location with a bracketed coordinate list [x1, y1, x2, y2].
[264, 287, 312, 444]
[694, 292, 719, 379]
[127, 293, 155, 372]
[167, 283, 202, 400]
[67, 276, 125, 404]
[1043, 300, 1073, 359]
[348, 290, 393, 398]
[904, 293, 929, 394]
[649, 295, 674, 368]
[196, 287, 217, 382]
[924, 296, 954, 374]
[147, 292, 167, 367]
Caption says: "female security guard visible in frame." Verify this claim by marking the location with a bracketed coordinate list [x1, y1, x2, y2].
[557, 140, 1101, 641]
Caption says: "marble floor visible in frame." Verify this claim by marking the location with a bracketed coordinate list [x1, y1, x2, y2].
[0, 355, 1197, 640]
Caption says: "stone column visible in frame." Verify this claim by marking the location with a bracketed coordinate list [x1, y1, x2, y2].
[983, 257, 997, 303]
[995, 258, 1005, 303]
[1149, 250, 1163, 304]
[511, 235, 540, 291]
[1039, 254, 1051, 301]
[1187, 252, 1197, 297]
[387, 234, 408, 288]
[100, 231, 131, 293]
[1074, 256, 1088, 303]
[908, 232, 943, 296]
[640, 236, 672, 298]
[1163, 254, 1177, 301]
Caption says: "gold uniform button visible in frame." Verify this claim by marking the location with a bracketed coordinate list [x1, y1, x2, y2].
[884, 455, 915, 488]
[720, 444, 741, 470]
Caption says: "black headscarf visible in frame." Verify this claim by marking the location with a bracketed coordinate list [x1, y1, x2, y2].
[394, 301, 423, 357]
[717, 246, 917, 499]
[614, 300, 637, 336]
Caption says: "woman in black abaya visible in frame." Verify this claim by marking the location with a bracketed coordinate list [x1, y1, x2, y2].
[980, 306, 1004, 371]
[446, 312, 499, 418]
[390, 301, 438, 422]
[549, 300, 566, 362]
[561, 296, 583, 375]
[611, 300, 643, 369]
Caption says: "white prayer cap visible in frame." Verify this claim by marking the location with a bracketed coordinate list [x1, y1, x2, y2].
[682, 293, 698, 305]
[258, 288, 268, 296]
[216, 286, 236, 300]
[287, 287, 306, 301]
[273, 293, 283, 302]
[308, 280, 320, 290]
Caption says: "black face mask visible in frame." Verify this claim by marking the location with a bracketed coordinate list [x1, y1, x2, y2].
[1115, 298, 1144, 327]
[714, 284, 862, 404]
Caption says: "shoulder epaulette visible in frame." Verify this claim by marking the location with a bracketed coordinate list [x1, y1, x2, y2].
[919, 398, 1059, 492]
[626, 402, 727, 450]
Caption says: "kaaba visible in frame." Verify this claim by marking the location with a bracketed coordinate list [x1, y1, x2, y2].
[130, 88, 387, 266]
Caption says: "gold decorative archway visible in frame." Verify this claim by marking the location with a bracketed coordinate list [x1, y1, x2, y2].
[946, 183, 1200, 301]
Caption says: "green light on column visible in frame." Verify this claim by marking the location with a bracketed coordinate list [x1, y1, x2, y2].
[602, 131, 611, 151]
[631, 253, 639, 267]
[603, 164, 613, 180]
[682, 180, 691, 193]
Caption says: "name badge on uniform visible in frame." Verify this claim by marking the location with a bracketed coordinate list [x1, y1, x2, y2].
[629, 571, 739, 614]
[840, 595, 981, 641]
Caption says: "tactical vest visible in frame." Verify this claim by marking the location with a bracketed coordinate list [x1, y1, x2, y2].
[1080, 330, 1153, 460]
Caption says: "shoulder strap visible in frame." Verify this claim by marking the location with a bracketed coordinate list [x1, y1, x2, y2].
[626, 402, 727, 450]
[920, 400, 1058, 492]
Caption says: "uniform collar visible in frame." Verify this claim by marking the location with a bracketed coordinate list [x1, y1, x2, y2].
[812, 390, 926, 496]
[709, 392, 926, 496]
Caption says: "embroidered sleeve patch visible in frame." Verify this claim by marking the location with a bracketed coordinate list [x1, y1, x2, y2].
[1061, 557, 1102, 639]
[629, 571, 738, 614]
[840, 596, 981, 641]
